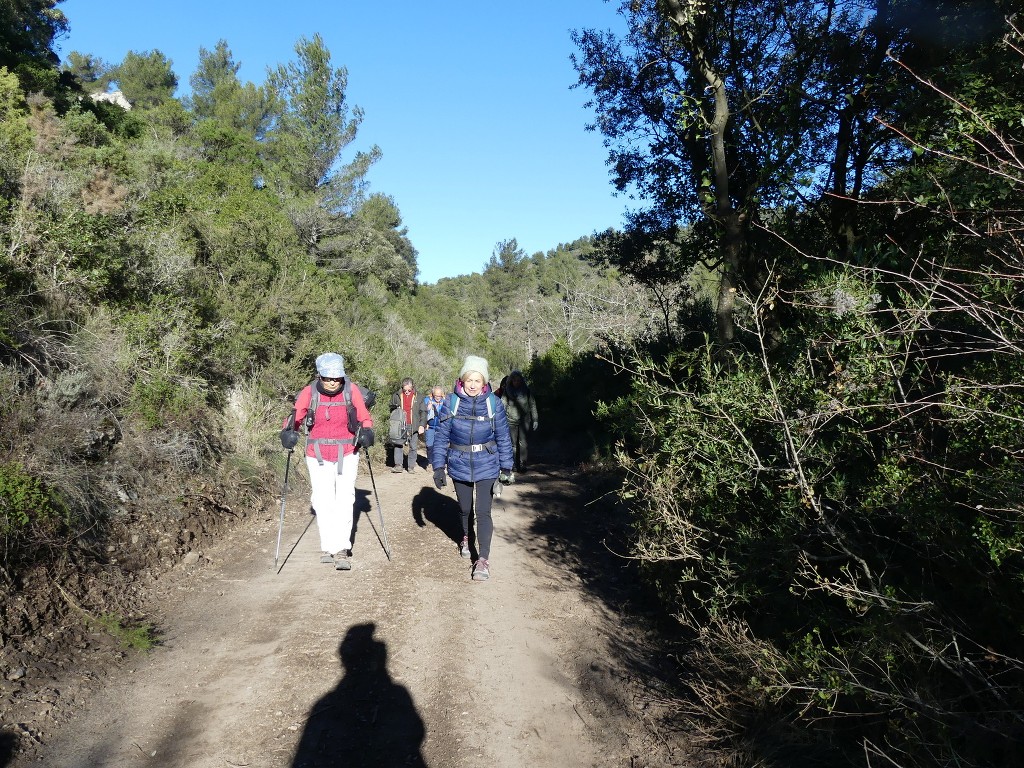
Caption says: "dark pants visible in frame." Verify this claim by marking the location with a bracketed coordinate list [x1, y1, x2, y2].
[509, 422, 528, 469]
[453, 479, 496, 560]
[392, 431, 419, 470]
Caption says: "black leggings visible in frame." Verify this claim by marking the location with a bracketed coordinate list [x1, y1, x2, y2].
[453, 478, 496, 560]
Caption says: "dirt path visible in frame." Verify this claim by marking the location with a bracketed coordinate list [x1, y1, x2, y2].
[8, 453, 682, 768]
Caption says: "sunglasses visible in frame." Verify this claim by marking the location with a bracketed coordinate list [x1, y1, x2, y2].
[320, 376, 343, 383]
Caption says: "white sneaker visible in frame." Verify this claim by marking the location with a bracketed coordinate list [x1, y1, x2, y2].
[472, 558, 490, 581]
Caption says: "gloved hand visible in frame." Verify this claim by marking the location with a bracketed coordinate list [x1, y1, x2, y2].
[280, 429, 300, 450]
[532, 420, 538, 432]
[499, 470, 514, 485]
[356, 427, 375, 448]
[433, 468, 447, 490]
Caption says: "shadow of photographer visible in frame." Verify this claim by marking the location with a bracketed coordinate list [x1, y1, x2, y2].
[292, 622, 427, 767]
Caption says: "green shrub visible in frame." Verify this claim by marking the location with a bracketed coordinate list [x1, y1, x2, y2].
[0, 461, 67, 568]
[0, 462, 54, 532]
[528, 338, 632, 462]
[127, 373, 209, 430]
[92, 612, 157, 651]
[618, 266, 1024, 765]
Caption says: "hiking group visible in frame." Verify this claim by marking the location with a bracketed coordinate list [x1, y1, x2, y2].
[279, 352, 537, 582]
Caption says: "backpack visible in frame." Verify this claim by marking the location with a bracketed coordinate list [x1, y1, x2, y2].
[303, 380, 376, 434]
[446, 392, 498, 431]
[387, 407, 409, 445]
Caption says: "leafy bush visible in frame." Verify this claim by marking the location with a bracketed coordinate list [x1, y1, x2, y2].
[529, 338, 632, 462]
[618, 263, 1024, 765]
[0, 461, 67, 569]
[127, 373, 209, 430]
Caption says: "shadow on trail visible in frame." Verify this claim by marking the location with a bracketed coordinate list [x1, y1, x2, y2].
[292, 623, 427, 768]
[0, 730, 16, 767]
[499, 434, 661, 613]
[503, 453, 686, 740]
[411, 487, 464, 545]
[351, 488, 370, 552]
[511, 465, 662, 622]
[276, 509, 317, 574]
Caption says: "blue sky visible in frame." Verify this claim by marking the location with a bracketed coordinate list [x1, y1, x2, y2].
[57, 0, 631, 284]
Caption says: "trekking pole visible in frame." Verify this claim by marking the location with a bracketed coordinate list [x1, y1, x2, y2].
[362, 446, 392, 560]
[274, 448, 294, 570]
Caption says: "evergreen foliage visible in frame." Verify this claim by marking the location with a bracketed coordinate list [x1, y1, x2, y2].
[0, 0, 68, 92]
[0, 27, 634, 601]
[110, 50, 178, 108]
[3, 5, 1019, 765]
[576, 3, 1024, 765]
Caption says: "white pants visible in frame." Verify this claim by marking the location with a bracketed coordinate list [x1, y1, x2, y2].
[306, 451, 359, 555]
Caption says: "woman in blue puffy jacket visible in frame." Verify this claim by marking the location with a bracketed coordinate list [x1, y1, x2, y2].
[429, 355, 514, 581]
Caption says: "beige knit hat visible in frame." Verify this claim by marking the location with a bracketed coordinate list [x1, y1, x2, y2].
[458, 355, 489, 383]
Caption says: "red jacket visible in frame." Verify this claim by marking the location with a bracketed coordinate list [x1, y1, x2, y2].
[289, 382, 373, 462]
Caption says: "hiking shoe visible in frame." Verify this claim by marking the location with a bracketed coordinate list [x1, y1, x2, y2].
[459, 537, 470, 558]
[472, 558, 490, 581]
[334, 551, 352, 571]
[391, 466, 403, 473]
[407, 467, 417, 474]
[320, 553, 334, 564]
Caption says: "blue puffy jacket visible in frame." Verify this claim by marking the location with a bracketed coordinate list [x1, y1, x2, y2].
[429, 382, 514, 482]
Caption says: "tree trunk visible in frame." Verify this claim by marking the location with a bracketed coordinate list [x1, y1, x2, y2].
[667, 0, 746, 353]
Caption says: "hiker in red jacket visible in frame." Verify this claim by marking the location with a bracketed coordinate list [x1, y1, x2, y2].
[388, 378, 425, 473]
[280, 353, 374, 570]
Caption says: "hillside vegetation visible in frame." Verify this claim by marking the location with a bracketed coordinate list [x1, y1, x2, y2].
[0, 0, 656, 707]
[3, 2, 1024, 766]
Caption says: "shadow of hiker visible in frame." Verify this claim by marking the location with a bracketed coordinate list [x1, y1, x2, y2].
[292, 623, 427, 768]
[412, 486, 481, 560]
[351, 488, 370, 551]
[412, 487, 464, 542]
[0, 729, 16, 767]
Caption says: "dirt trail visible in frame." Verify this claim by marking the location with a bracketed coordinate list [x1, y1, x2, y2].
[8, 453, 680, 768]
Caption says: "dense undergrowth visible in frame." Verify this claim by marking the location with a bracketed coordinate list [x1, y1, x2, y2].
[4, 3, 1024, 767]
[576, 8, 1024, 767]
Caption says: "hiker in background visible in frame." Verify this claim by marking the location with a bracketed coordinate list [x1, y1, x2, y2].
[430, 356, 514, 582]
[500, 370, 538, 473]
[389, 377, 424, 473]
[421, 385, 446, 459]
[280, 353, 374, 570]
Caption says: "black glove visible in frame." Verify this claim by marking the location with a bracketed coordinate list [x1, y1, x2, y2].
[499, 470, 514, 484]
[433, 468, 447, 490]
[280, 429, 300, 450]
[356, 427, 375, 448]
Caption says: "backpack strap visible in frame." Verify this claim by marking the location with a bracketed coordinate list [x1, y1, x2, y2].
[305, 381, 356, 468]
[447, 393, 496, 428]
